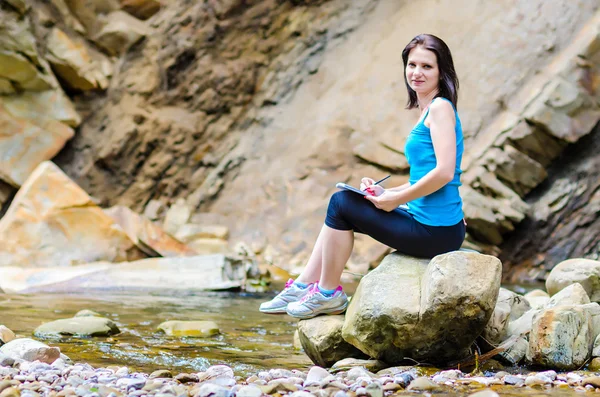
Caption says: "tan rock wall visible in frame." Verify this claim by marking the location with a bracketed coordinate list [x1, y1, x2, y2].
[0, 161, 144, 267]
[0, 0, 598, 275]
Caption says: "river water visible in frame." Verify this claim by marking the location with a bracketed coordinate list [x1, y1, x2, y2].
[0, 291, 598, 397]
[0, 291, 312, 376]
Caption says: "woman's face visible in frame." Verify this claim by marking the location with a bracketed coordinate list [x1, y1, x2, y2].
[405, 45, 440, 96]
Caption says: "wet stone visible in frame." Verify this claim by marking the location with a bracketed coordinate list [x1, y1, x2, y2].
[174, 373, 198, 383]
[589, 357, 600, 371]
[583, 376, 600, 388]
[0, 387, 20, 397]
[468, 389, 499, 397]
[347, 368, 372, 381]
[306, 366, 330, 385]
[0, 382, 12, 394]
[74, 310, 101, 317]
[261, 380, 298, 394]
[393, 372, 415, 388]
[290, 392, 316, 397]
[236, 385, 262, 397]
[382, 383, 401, 392]
[406, 377, 440, 391]
[504, 375, 525, 386]
[150, 369, 173, 379]
[115, 377, 146, 390]
[192, 383, 230, 397]
[0, 326, 16, 345]
[0, 353, 14, 367]
[365, 383, 382, 397]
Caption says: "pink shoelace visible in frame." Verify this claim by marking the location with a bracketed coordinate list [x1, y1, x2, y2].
[300, 284, 342, 303]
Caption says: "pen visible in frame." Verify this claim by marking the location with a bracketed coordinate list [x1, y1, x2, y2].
[374, 175, 391, 185]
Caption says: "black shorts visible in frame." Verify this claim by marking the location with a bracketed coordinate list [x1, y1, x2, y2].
[325, 191, 466, 258]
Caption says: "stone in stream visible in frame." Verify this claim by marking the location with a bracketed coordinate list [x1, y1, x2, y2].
[588, 357, 600, 372]
[0, 387, 19, 397]
[0, 326, 16, 345]
[297, 315, 367, 367]
[0, 338, 60, 364]
[34, 316, 120, 337]
[329, 358, 386, 373]
[546, 258, 600, 301]
[545, 283, 590, 308]
[527, 305, 593, 370]
[0, 353, 14, 367]
[74, 309, 101, 317]
[149, 369, 172, 378]
[157, 321, 219, 337]
[197, 365, 236, 387]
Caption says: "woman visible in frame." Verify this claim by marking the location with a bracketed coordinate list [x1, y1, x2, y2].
[260, 34, 466, 319]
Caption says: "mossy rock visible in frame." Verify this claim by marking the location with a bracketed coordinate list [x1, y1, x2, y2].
[157, 321, 220, 337]
[34, 317, 120, 337]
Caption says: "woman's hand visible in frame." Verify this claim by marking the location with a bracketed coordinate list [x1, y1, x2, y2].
[364, 190, 402, 212]
[360, 177, 385, 196]
[360, 177, 375, 190]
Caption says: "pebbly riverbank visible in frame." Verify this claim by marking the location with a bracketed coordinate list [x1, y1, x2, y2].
[4, 356, 600, 397]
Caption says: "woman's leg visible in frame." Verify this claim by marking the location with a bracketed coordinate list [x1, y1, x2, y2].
[319, 226, 353, 290]
[296, 223, 354, 290]
[295, 225, 326, 284]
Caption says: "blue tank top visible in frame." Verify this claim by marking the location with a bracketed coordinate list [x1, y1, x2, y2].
[404, 97, 464, 226]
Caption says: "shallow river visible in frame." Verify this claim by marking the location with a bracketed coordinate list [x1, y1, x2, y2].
[0, 291, 597, 397]
[0, 291, 312, 376]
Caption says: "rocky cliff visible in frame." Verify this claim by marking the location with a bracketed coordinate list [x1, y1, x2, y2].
[0, 0, 599, 279]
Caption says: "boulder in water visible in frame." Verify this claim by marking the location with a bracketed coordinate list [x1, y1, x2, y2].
[157, 321, 219, 337]
[0, 338, 60, 363]
[297, 315, 366, 367]
[34, 316, 120, 337]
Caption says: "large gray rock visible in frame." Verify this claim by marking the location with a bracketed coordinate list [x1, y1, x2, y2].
[526, 305, 593, 370]
[498, 288, 531, 321]
[297, 315, 366, 367]
[483, 287, 530, 345]
[342, 251, 502, 364]
[0, 338, 60, 363]
[546, 259, 600, 301]
[506, 308, 539, 339]
[482, 300, 511, 346]
[34, 316, 120, 337]
[545, 283, 590, 308]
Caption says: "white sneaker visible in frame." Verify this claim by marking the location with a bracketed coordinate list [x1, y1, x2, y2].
[259, 279, 314, 314]
[286, 284, 348, 319]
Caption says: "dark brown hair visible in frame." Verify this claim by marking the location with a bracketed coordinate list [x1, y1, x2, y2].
[402, 34, 459, 109]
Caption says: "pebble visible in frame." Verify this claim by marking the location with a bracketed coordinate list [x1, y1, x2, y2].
[149, 370, 172, 379]
[3, 347, 600, 397]
[393, 372, 415, 388]
[236, 385, 262, 397]
[406, 377, 440, 391]
[306, 366, 329, 385]
[174, 373, 199, 383]
[467, 389, 499, 397]
[503, 375, 524, 386]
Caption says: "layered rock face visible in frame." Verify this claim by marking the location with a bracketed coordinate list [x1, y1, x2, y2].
[56, 0, 599, 269]
[1, 0, 599, 275]
[501, 124, 600, 282]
